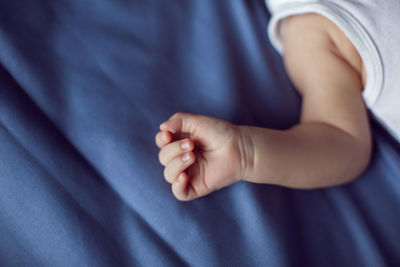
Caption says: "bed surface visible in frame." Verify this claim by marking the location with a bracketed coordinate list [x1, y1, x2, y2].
[1, 1, 399, 266]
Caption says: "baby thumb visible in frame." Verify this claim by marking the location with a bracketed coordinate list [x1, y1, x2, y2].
[160, 112, 198, 135]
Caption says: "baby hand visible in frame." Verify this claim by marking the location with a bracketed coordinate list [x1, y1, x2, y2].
[155, 113, 244, 201]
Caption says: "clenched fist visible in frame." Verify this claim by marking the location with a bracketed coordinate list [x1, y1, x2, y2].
[155, 113, 245, 201]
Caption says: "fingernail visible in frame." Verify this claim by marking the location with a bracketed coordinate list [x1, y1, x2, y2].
[178, 174, 185, 182]
[181, 141, 189, 150]
[182, 153, 191, 162]
[161, 133, 166, 141]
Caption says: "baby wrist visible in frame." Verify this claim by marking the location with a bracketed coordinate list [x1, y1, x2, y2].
[236, 126, 255, 181]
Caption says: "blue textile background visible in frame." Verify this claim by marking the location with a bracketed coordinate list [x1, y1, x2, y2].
[0, 0, 399, 266]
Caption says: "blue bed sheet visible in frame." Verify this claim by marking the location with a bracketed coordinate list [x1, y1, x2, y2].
[0, 1, 399, 266]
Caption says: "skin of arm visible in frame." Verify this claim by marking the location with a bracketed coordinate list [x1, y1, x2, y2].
[239, 13, 371, 188]
[156, 14, 372, 201]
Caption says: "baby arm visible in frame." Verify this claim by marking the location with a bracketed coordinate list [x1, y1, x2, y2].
[241, 14, 372, 188]
[156, 14, 371, 201]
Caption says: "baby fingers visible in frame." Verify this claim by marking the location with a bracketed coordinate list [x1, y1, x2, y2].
[163, 151, 195, 184]
[159, 138, 194, 166]
[171, 172, 190, 201]
[155, 131, 173, 149]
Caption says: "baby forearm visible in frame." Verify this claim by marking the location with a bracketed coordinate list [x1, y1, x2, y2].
[238, 122, 371, 189]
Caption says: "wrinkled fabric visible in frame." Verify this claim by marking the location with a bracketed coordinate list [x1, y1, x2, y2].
[0, 1, 399, 266]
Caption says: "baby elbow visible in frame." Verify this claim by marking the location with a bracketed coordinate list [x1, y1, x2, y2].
[350, 137, 373, 182]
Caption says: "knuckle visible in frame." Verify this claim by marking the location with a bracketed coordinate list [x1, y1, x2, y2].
[171, 112, 190, 121]
[163, 165, 176, 184]
[163, 167, 171, 183]
[172, 189, 186, 201]
[157, 134, 167, 148]
[158, 152, 166, 166]
[172, 112, 184, 118]
[175, 195, 185, 201]
[159, 146, 173, 166]
[155, 135, 162, 147]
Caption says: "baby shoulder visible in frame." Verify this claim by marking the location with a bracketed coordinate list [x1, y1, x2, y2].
[282, 13, 365, 90]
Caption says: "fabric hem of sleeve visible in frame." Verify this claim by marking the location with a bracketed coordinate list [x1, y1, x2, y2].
[267, 1, 383, 108]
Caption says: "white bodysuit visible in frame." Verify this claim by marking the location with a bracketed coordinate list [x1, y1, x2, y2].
[266, 0, 400, 142]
